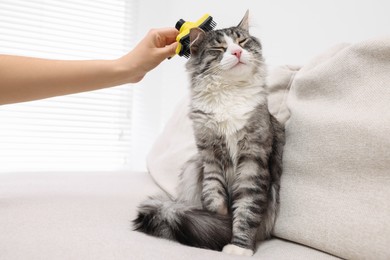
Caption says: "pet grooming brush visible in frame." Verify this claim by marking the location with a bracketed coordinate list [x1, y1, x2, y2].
[174, 14, 217, 58]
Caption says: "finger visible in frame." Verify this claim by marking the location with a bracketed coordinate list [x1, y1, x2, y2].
[156, 27, 179, 45]
[159, 42, 178, 58]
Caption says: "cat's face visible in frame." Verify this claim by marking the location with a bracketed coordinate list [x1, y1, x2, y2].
[186, 11, 264, 81]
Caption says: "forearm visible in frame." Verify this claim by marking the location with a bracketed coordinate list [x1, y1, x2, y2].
[0, 28, 178, 105]
[0, 55, 140, 105]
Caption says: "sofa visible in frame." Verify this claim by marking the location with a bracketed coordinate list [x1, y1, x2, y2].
[1, 36, 389, 259]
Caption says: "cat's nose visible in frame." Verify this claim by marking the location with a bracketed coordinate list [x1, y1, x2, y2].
[232, 49, 242, 59]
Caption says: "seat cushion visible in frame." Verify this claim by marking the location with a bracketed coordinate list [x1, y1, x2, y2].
[0, 171, 337, 259]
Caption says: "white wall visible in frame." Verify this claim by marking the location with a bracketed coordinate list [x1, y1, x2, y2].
[134, 0, 389, 168]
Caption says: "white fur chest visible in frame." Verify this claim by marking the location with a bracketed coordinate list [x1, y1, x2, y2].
[192, 80, 265, 136]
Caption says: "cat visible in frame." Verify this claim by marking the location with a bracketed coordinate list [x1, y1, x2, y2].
[133, 10, 285, 256]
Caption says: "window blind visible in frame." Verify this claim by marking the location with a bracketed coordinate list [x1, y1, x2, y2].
[0, 0, 139, 172]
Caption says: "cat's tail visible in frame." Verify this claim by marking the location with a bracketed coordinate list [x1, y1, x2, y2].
[133, 194, 232, 251]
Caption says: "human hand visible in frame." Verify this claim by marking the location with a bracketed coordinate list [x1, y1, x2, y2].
[116, 27, 179, 83]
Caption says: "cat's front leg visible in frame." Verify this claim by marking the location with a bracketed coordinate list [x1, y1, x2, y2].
[201, 159, 229, 215]
[223, 156, 270, 256]
[192, 115, 230, 215]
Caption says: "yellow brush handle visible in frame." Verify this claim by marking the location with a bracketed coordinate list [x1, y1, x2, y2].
[175, 43, 182, 55]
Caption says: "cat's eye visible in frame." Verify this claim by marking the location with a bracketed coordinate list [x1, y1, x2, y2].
[238, 38, 248, 46]
[209, 47, 226, 52]
[206, 47, 226, 56]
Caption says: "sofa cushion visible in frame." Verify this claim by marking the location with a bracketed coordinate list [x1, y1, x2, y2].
[274, 36, 390, 259]
[0, 172, 338, 259]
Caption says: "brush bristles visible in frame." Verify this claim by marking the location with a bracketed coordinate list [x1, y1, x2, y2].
[180, 36, 190, 46]
[201, 18, 217, 32]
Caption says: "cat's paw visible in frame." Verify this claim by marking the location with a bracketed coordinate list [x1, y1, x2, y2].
[222, 244, 254, 256]
[216, 204, 228, 215]
[203, 196, 228, 215]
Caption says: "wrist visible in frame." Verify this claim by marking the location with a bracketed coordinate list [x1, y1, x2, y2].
[113, 52, 146, 84]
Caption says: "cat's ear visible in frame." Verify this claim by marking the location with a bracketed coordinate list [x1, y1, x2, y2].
[237, 10, 249, 31]
[189, 27, 206, 56]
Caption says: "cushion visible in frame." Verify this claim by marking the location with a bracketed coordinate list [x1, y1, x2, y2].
[274, 36, 390, 259]
[0, 172, 338, 260]
[147, 96, 197, 197]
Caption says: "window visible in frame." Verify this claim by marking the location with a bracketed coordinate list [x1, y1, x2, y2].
[0, 0, 140, 172]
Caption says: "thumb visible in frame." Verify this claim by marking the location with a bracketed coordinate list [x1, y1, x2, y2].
[160, 41, 178, 58]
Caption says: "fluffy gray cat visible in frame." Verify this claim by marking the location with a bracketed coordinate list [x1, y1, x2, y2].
[133, 11, 285, 256]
